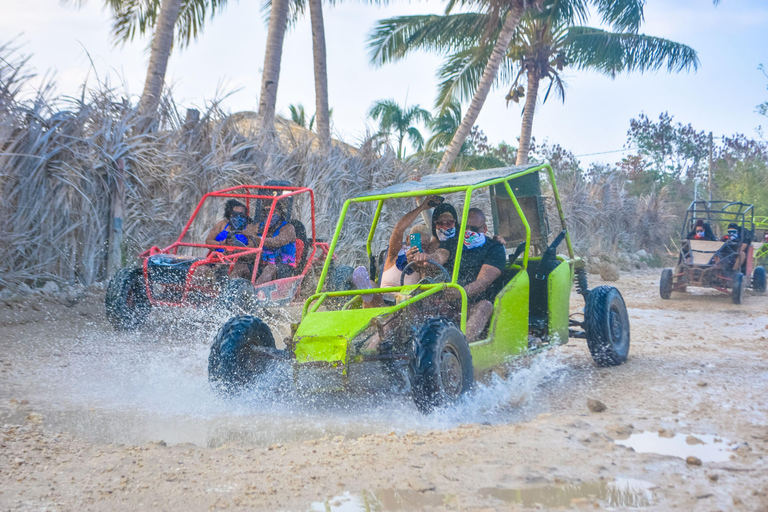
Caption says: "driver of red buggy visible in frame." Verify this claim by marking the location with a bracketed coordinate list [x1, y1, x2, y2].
[205, 198, 297, 284]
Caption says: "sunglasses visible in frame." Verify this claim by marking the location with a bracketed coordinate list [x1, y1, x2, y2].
[466, 225, 484, 233]
[728, 230, 738, 235]
[696, 230, 705, 234]
[435, 219, 456, 227]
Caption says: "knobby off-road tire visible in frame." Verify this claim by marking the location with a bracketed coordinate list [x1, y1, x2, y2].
[659, 268, 673, 300]
[732, 272, 745, 304]
[208, 315, 277, 392]
[105, 267, 150, 331]
[215, 278, 257, 315]
[585, 286, 630, 367]
[752, 266, 767, 294]
[409, 318, 473, 414]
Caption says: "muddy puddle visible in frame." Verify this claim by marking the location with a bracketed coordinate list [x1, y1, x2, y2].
[0, 310, 576, 447]
[615, 431, 738, 462]
[311, 478, 658, 510]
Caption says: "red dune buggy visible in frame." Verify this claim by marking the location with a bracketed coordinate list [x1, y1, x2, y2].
[105, 182, 329, 330]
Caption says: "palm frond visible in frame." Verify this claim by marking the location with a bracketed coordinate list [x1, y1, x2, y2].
[368, 13, 495, 66]
[110, 0, 230, 48]
[565, 27, 699, 75]
[590, 0, 645, 33]
[435, 46, 516, 110]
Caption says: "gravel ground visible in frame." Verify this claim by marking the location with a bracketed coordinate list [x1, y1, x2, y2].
[1, 269, 767, 511]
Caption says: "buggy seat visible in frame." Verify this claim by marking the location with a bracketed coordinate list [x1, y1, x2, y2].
[687, 240, 725, 266]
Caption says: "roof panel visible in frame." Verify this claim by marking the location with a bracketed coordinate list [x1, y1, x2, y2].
[354, 164, 542, 199]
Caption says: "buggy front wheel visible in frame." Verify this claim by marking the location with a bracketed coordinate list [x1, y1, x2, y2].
[585, 286, 630, 367]
[208, 315, 284, 393]
[732, 272, 745, 304]
[409, 318, 473, 414]
[659, 268, 673, 300]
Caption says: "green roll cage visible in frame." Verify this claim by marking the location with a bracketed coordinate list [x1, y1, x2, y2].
[300, 163, 574, 333]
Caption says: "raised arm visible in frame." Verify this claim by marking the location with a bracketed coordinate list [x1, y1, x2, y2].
[384, 196, 442, 266]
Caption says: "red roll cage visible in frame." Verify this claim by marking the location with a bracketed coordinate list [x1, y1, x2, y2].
[138, 184, 325, 307]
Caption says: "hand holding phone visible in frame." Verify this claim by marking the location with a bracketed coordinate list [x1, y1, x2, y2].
[426, 196, 444, 208]
[409, 233, 423, 253]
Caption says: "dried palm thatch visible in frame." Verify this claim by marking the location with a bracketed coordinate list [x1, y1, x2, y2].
[552, 171, 675, 255]
[0, 43, 431, 288]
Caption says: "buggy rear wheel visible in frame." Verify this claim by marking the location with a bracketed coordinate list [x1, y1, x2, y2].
[752, 266, 767, 294]
[105, 267, 150, 331]
[585, 286, 630, 367]
[660, 268, 673, 300]
[408, 318, 473, 414]
[732, 272, 745, 304]
[215, 278, 256, 315]
[208, 315, 282, 392]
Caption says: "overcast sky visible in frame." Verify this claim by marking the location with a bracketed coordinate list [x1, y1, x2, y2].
[2, 0, 767, 166]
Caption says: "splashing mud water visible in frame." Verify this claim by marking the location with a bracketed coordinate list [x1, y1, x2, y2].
[0, 308, 574, 447]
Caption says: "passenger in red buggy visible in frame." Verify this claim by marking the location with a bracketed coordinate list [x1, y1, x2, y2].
[205, 199, 297, 284]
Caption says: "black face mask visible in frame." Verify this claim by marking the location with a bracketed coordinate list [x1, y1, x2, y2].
[230, 214, 249, 231]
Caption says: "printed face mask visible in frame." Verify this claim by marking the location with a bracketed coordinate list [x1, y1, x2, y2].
[464, 230, 486, 249]
[695, 230, 705, 238]
[436, 227, 456, 242]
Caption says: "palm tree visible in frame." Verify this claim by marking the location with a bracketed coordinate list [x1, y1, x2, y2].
[68, 0, 232, 128]
[426, 99, 468, 153]
[369, 0, 647, 172]
[258, 0, 291, 134]
[368, 99, 432, 158]
[308, 0, 331, 148]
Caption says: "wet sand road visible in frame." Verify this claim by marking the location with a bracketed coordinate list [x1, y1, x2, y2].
[1, 269, 767, 511]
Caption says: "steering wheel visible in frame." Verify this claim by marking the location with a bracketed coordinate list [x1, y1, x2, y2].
[226, 235, 247, 248]
[400, 259, 450, 286]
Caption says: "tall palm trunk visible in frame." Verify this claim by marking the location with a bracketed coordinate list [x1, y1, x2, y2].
[437, 6, 525, 173]
[137, 0, 183, 129]
[308, 0, 331, 148]
[258, 0, 291, 134]
[515, 68, 539, 165]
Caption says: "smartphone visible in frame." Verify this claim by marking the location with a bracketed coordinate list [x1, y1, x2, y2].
[409, 233, 423, 253]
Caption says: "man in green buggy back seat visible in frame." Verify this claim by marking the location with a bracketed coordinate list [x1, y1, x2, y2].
[411, 207, 506, 342]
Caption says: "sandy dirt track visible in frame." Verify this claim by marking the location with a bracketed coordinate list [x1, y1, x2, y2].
[1, 269, 768, 511]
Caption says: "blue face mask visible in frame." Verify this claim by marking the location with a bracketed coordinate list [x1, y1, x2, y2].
[230, 214, 248, 231]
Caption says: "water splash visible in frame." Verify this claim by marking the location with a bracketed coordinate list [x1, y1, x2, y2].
[1, 308, 574, 447]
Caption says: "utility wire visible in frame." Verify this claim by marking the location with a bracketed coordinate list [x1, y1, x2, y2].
[574, 147, 638, 158]
[574, 135, 729, 159]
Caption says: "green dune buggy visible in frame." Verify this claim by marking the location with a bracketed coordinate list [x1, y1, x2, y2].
[208, 164, 630, 413]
